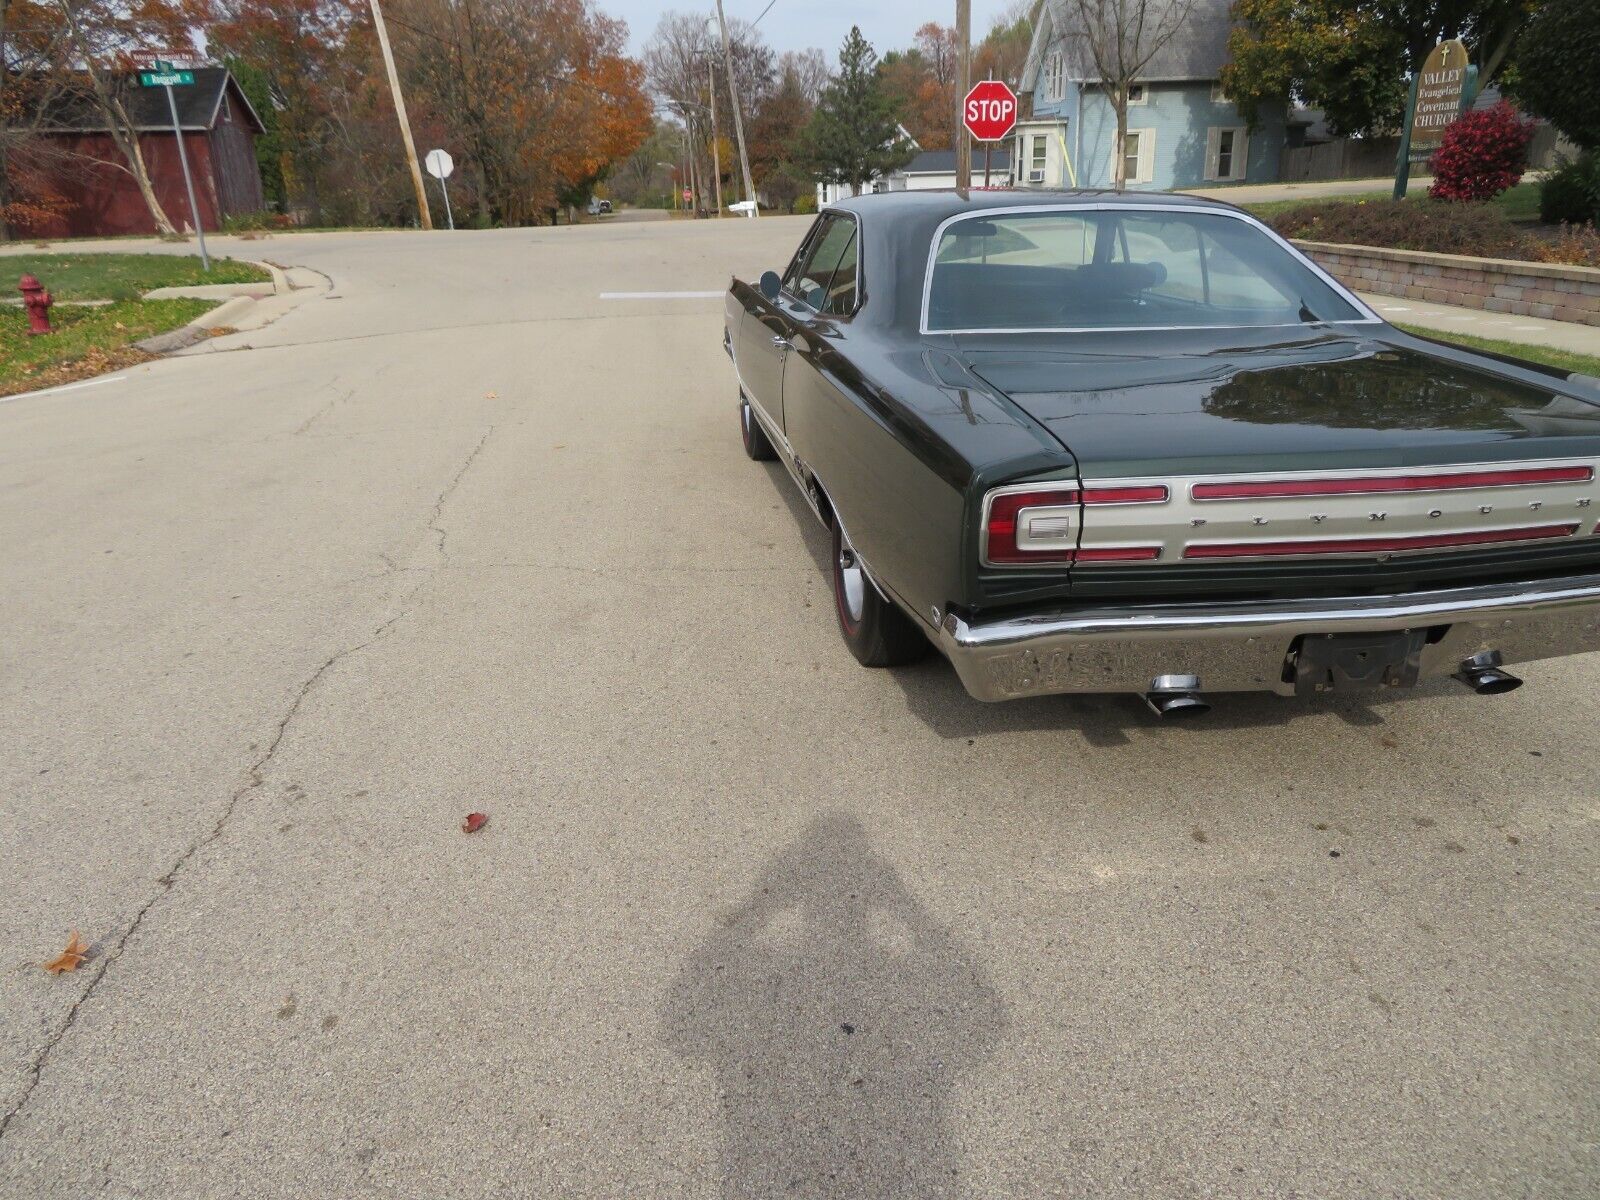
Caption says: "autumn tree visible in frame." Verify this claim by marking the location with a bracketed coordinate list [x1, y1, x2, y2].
[801, 26, 913, 196]
[644, 9, 769, 213]
[748, 59, 813, 211]
[974, 2, 1035, 95]
[1, 0, 79, 235]
[1222, 0, 1531, 138]
[777, 48, 829, 106]
[206, 0, 359, 224]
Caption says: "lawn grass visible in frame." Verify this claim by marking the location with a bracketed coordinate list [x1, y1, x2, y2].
[1, 298, 216, 396]
[1242, 180, 1543, 224]
[1, 253, 266, 301]
[1393, 322, 1600, 377]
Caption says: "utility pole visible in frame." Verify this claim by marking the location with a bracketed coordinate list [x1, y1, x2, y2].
[955, 0, 972, 190]
[714, 0, 758, 217]
[369, 0, 433, 229]
[707, 57, 723, 217]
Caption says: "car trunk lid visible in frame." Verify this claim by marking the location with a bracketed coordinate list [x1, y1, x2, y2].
[961, 327, 1600, 578]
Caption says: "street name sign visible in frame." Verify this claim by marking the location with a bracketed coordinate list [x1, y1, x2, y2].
[139, 70, 194, 87]
[963, 81, 1019, 142]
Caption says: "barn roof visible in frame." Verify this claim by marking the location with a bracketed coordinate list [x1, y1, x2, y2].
[1022, 0, 1236, 90]
[30, 68, 265, 135]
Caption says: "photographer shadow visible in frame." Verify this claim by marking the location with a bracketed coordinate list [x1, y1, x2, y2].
[661, 812, 1005, 1197]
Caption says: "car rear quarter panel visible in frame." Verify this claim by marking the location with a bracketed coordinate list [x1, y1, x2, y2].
[783, 330, 1072, 627]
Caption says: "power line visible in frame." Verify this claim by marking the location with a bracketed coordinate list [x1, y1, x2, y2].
[749, 0, 779, 29]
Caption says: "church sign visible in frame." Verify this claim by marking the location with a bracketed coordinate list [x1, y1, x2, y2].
[1408, 39, 1471, 151]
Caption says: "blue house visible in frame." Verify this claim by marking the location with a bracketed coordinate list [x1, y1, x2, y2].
[1014, 0, 1289, 191]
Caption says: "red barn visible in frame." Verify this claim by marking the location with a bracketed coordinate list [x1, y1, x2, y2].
[11, 68, 266, 240]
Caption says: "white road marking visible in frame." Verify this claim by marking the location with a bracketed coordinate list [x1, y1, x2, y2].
[599, 290, 723, 300]
[1, 374, 125, 403]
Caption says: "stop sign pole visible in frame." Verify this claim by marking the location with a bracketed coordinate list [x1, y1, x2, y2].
[962, 79, 1020, 189]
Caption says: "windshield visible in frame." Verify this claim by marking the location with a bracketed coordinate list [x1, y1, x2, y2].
[924, 208, 1366, 333]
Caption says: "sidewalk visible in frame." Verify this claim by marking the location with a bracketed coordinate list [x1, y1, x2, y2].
[1360, 292, 1600, 357]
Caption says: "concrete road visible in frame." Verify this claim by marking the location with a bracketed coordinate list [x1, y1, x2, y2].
[1, 219, 1596, 1199]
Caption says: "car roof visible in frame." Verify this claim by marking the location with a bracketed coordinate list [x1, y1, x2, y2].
[823, 188, 1248, 221]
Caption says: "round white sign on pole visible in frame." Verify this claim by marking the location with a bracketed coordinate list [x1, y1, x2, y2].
[425, 149, 454, 180]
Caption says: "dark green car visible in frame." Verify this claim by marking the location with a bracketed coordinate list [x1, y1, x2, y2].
[725, 191, 1600, 714]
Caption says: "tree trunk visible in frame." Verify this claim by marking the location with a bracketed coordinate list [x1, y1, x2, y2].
[1113, 90, 1128, 192]
[101, 117, 177, 234]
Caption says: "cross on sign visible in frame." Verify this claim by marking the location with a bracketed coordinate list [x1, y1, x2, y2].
[963, 81, 1019, 142]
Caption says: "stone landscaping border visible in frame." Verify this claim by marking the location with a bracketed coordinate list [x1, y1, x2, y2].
[1294, 240, 1600, 328]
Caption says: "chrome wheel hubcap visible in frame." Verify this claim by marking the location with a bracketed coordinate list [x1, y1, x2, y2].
[837, 530, 866, 624]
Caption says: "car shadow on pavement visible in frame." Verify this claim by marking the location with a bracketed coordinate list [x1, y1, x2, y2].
[761, 465, 1413, 744]
[660, 812, 1006, 1198]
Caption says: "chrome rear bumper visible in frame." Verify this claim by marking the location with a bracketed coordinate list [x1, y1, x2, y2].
[936, 574, 1600, 700]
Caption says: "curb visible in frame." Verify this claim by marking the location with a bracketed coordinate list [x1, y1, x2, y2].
[134, 294, 257, 353]
[143, 258, 288, 301]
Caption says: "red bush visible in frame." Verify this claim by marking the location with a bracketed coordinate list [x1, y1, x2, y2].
[1428, 101, 1535, 202]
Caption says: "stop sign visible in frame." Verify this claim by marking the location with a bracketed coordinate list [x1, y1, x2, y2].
[963, 80, 1019, 142]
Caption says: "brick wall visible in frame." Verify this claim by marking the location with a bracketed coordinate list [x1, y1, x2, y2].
[1295, 240, 1600, 328]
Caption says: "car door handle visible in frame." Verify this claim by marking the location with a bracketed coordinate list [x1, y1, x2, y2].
[771, 335, 791, 350]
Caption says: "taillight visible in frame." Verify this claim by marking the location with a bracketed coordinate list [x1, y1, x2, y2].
[983, 483, 1168, 566]
[1192, 466, 1592, 500]
[985, 488, 1077, 564]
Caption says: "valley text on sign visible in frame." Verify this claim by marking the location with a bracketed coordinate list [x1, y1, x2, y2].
[1409, 39, 1469, 149]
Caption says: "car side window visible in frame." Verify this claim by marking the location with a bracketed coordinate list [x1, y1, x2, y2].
[790, 216, 855, 311]
[781, 217, 826, 292]
[821, 228, 859, 315]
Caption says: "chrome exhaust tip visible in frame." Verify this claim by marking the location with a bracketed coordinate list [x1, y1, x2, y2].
[1453, 652, 1523, 696]
[1144, 674, 1210, 718]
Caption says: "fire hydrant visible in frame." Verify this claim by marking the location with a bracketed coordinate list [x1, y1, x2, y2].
[19, 274, 54, 336]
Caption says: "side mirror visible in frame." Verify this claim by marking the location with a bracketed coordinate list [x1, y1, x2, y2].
[759, 270, 781, 301]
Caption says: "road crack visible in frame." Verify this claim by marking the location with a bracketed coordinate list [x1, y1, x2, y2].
[0, 427, 497, 1144]
[429, 426, 494, 562]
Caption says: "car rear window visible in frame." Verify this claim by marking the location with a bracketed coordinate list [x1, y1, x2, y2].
[925, 208, 1364, 332]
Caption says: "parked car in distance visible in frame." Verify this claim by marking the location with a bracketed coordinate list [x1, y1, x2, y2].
[723, 190, 1600, 715]
[588, 198, 612, 215]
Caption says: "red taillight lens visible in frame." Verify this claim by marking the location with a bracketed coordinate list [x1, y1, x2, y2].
[984, 484, 1169, 565]
[986, 489, 1077, 564]
[1192, 466, 1592, 501]
[1082, 485, 1169, 504]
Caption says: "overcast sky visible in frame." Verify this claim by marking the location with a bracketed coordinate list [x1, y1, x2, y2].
[614, 0, 1022, 62]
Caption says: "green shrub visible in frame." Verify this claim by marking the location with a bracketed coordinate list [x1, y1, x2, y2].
[791, 193, 817, 215]
[1268, 198, 1528, 258]
[1539, 152, 1600, 225]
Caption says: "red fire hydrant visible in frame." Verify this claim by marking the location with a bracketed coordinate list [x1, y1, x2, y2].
[19, 274, 54, 336]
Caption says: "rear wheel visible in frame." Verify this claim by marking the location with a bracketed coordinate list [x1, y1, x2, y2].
[831, 520, 928, 667]
[740, 395, 776, 461]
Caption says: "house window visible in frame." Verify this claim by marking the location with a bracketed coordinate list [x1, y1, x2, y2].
[1217, 129, 1235, 178]
[220, 93, 232, 123]
[1207, 126, 1249, 181]
[1113, 129, 1154, 185]
[1047, 51, 1065, 102]
[1126, 83, 1147, 105]
[1031, 134, 1047, 182]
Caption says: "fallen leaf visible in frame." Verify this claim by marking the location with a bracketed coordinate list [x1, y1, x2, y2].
[462, 812, 488, 833]
[43, 930, 89, 975]
[484, 391, 498, 399]
[1380, 733, 1398, 748]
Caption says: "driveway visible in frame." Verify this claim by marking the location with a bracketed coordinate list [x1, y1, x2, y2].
[1, 220, 1595, 1198]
